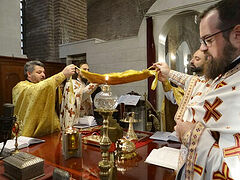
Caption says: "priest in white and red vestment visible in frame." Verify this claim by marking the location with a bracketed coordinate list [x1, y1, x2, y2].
[60, 63, 98, 130]
[153, 0, 240, 179]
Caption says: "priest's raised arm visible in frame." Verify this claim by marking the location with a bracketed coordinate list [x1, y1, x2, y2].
[12, 61, 75, 137]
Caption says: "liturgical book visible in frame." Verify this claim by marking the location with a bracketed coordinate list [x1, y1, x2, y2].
[145, 146, 180, 170]
[150, 131, 180, 142]
[0, 136, 45, 152]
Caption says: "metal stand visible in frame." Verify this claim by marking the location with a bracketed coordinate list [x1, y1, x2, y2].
[95, 109, 117, 180]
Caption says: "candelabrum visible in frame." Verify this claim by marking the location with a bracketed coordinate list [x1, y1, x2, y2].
[94, 84, 118, 179]
[12, 122, 20, 154]
[95, 109, 117, 179]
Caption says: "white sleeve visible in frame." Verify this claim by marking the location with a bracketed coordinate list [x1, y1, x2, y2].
[164, 90, 177, 104]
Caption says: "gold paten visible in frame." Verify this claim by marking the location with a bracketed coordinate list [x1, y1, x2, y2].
[3, 152, 44, 180]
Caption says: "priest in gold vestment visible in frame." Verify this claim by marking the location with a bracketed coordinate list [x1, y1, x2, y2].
[12, 61, 76, 137]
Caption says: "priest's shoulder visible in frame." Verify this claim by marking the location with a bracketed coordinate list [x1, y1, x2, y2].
[13, 80, 32, 89]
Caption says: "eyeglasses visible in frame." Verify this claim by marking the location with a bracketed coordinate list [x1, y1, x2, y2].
[200, 26, 235, 47]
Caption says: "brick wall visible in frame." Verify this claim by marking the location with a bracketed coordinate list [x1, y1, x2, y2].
[24, 0, 87, 62]
[87, 0, 156, 41]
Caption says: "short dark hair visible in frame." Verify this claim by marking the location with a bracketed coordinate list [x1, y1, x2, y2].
[24, 60, 45, 79]
[78, 62, 88, 68]
[199, 0, 240, 38]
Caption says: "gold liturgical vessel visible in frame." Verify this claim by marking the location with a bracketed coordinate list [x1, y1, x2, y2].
[62, 127, 82, 160]
[94, 83, 119, 180]
[121, 112, 139, 141]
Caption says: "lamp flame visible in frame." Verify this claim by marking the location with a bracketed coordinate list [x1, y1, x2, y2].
[105, 75, 109, 82]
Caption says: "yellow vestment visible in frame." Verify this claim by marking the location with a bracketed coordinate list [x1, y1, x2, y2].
[161, 80, 184, 131]
[12, 72, 66, 137]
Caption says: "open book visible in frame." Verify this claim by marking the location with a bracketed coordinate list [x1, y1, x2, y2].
[145, 146, 180, 170]
[0, 136, 45, 152]
[150, 131, 180, 142]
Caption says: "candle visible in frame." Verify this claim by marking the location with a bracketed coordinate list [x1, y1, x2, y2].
[105, 75, 109, 84]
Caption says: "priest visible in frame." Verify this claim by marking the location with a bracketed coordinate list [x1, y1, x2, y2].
[153, 0, 240, 179]
[60, 63, 98, 130]
[12, 61, 76, 137]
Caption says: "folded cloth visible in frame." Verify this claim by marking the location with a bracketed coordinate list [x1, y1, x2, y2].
[77, 116, 97, 126]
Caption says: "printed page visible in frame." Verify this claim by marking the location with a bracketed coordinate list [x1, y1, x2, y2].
[0, 136, 45, 152]
[150, 131, 180, 142]
[117, 94, 141, 106]
[145, 146, 180, 170]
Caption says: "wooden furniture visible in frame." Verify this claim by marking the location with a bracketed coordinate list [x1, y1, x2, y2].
[0, 56, 65, 114]
[4, 132, 181, 180]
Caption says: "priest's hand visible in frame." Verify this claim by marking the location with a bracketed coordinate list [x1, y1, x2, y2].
[152, 62, 170, 82]
[174, 120, 195, 142]
[62, 64, 76, 78]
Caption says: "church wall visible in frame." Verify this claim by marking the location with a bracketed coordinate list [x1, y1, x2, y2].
[87, 0, 156, 41]
[24, 0, 87, 62]
[0, 0, 23, 58]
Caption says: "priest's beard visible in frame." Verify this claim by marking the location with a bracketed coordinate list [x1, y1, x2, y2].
[191, 66, 203, 75]
[204, 41, 237, 80]
[81, 76, 89, 85]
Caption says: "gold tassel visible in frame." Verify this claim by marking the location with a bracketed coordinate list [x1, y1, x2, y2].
[68, 76, 75, 105]
[151, 71, 159, 90]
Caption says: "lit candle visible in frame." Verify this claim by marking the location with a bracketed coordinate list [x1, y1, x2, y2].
[66, 126, 73, 134]
[105, 75, 109, 84]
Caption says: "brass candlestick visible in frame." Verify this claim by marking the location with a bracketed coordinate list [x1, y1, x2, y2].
[121, 112, 138, 141]
[12, 122, 20, 154]
[94, 84, 119, 179]
[95, 109, 117, 179]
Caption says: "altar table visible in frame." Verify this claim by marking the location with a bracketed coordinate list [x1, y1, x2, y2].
[1, 131, 180, 180]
